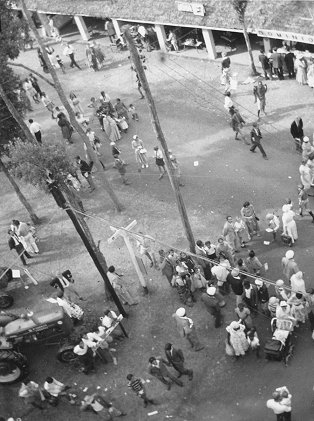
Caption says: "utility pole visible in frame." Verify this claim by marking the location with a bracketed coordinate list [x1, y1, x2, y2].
[124, 28, 195, 253]
[108, 220, 148, 295]
[48, 181, 127, 317]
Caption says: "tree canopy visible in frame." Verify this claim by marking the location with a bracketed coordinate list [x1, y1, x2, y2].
[230, 0, 248, 23]
[0, 0, 29, 148]
[7, 139, 76, 192]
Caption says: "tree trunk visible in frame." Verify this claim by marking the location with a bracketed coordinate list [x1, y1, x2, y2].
[0, 158, 40, 224]
[0, 83, 37, 145]
[8, 62, 55, 87]
[124, 28, 196, 253]
[20, 0, 124, 213]
[242, 21, 258, 76]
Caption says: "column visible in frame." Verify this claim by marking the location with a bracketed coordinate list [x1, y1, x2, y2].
[111, 18, 121, 38]
[74, 15, 89, 41]
[202, 28, 217, 60]
[263, 37, 272, 53]
[155, 24, 167, 51]
[37, 13, 51, 38]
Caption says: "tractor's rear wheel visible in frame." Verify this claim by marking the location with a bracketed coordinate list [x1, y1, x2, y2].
[0, 350, 28, 384]
[57, 344, 77, 363]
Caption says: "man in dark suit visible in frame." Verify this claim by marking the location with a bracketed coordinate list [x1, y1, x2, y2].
[258, 49, 271, 80]
[290, 117, 303, 152]
[250, 122, 268, 160]
[271, 47, 284, 80]
[284, 47, 295, 78]
[148, 356, 183, 390]
[164, 343, 193, 380]
[8, 229, 32, 266]
[76, 156, 95, 191]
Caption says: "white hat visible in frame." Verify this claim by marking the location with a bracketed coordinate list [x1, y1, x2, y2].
[282, 204, 291, 213]
[255, 279, 263, 286]
[276, 279, 284, 287]
[110, 141, 115, 145]
[266, 213, 274, 220]
[280, 300, 287, 307]
[133, 135, 138, 140]
[176, 307, 186, 317]
[303, 136, 309, 142]
[229, 321, 240, 329]
[285, 250, 294, 259]
[231, 268, 240, 276]
[207, 286, 216, 295]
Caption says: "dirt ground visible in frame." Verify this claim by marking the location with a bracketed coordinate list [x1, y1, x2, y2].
[1, 31, 314, 420]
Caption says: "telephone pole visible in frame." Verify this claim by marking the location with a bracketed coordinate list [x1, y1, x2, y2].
[48, 181, 127, 317]
[124, 28, 195, 253]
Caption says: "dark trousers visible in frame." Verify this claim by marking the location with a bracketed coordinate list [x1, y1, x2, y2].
[16, 244, 31, 266]
[172, 362, 193, 378]
[34, 131, 42, 144]
[286, 65, 295, 78]
[154, 373, 183, 387]
[274, 67, 284, 80]
[69, 53, 81, 69]
[211, 308, 223, 328]
[250, 141, 267, 158]
[79, 350, 95, 373]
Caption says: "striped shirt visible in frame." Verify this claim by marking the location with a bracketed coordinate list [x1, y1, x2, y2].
[128, 378, 143, 393]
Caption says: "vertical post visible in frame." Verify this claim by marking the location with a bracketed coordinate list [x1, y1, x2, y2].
[124, 27, 196, 253]
[111, 18, 121, 38]
[74, 15, 90, 41]
[202, 29, 217, 60]
[122, 233, 148, 293]
[37, 13, 51, 38]
[154, 24, 167, 51]
[263, 37, 272, 53]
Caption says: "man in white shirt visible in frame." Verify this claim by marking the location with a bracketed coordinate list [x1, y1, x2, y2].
[73, 341, 95, 374]
[28, 119, 42, 144]
[43, 376, 66, 405]
[224, 92, 233, 113]
[63, 42, 81, 70]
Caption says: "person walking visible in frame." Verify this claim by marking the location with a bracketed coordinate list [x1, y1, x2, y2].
[167, 30, 179, 52]
[105, 19, 116, 43]
[222, 215, 239, 252]
[255, 279, 269, 314]
[172, 307, 204, 351]
[63, 42, 81, 70]
[154, 146, 166, 179]
[8, 229, 33, 266]
[290, 116, 304, 152]
[240, 201, 260, 237]
[28, 119, 42, 144]
[281, 250, 299, 282]
[284, 47, 295, 78]
[169, 149, 184, 186]
[299, 160, 313, 195]
[58, 113, 73, 144]
[107, 265, 137, 305]
[258, 49, 272, 80]
[148, 356, 183, 390]
[159, 249, 175, 286]
[114, 154, 130, 185]
[129, 103, 139, 121]
[253, 81, 267, 119]
[271, 47, 284, 80]
[56, 55, 66, 73]
[201, 286, 224, 328]
[295, 54, 307, 85]
[132, 135, 148, 170]
[250, 122, 268, 159]
[164, 343, 193, 380]
[266, 213, 280, 242]
[282, 203, 298, 244]
[69, 91, 84, 114]
[242, 280, 259, 314]
[229, 106, 248, 143]
[227, 268, 243, 305]
[245, 250, 263, 276]
[266, 390, 291, 421]
[226, 321, 249, 358]
[114, 98, 129, 121]
[76, 156, 95, 191]
[127, 374, 155, 408]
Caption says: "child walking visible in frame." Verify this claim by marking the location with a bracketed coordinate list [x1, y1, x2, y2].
[129, 104, 139, 121]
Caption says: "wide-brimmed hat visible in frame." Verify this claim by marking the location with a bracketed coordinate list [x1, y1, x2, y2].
[207, 286, 216, 295]
[176, 307, 186, 317]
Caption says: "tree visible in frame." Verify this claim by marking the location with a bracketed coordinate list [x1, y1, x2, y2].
[231, 0, 258, 75]
[20, 0, 124, 212]
[7, 139, 120, 305]
[0, 0, 40, 223]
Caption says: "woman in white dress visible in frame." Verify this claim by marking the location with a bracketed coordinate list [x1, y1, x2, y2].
[131, 135, 148, 169]
[282, 204, 298, 244]
[103, 114, 121, 142]
[226, 321, 249, 357]
[307, 59, 314, 88]
[295, 56, 307, 85]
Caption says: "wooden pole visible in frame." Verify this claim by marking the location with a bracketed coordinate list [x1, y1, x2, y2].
[124, 28, 195, 253]
[20, 0, 124, 213]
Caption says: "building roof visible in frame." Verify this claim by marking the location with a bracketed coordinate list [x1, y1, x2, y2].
[21, 0, 314, 35]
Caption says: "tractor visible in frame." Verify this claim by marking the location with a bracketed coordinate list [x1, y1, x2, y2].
[0, 305, 90, 385]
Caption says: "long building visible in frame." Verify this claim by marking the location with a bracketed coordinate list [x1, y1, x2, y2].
[21, 0, 314, 59]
